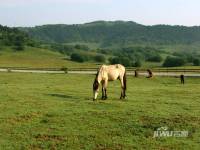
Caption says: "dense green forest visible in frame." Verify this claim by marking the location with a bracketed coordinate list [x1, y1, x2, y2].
[20, 21, 200, 47]
[0, 25, 36, 50]
[1, 21, 200, 68]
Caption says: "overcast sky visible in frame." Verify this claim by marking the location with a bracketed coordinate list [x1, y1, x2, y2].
[0, 0, 200, 27]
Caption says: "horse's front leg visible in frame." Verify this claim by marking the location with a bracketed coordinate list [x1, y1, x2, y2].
[102, 80, 108, 100]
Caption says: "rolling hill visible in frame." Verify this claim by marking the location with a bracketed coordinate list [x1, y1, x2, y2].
[1, 22, 200, 68]
[0, 46, 97, 68]
[20, 21, 200, 47]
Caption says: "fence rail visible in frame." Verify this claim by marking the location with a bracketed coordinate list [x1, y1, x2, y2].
[0, 67, 200, 72]
[0, 67, 200, 77]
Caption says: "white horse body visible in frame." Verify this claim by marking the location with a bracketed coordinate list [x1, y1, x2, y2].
[93, 64, 126, 100]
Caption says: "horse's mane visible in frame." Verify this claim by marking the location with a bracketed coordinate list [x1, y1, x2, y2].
[96, 69, 99, 77]
[94, 69, 100, 80]
[93, 70, 100, 91]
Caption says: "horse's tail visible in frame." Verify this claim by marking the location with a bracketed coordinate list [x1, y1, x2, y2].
[123, 71, 127, 90]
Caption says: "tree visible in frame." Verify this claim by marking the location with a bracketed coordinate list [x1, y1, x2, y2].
[74, 44, 89, 51]
[109, 56, 131, 67]
[109, 57, 120, 64]
[134, 60, 142, 67]
[70, 53, 85, 62]
[193, 58, 200, 66]
[146, 54, 162, 62]
[120, 57, 131, 67]
[163, 56, 186, 67]
[94, 55, 106, 62]
[14, 44, 24, 51]
[14, 35, 25, 51]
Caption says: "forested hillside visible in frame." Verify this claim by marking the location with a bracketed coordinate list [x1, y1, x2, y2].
[1, 22, 200, 68]
[0, 25, 35, 50]
[21, 21, 200, 47]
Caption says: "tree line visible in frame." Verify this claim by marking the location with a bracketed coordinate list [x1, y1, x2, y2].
[20, 21, 200, 47]
[0, 25, 36, 51]
[1, 23, 200, 67]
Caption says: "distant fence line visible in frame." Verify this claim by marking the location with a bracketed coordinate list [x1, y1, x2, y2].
[0, 67, 200, 73]
[1, 67, 200, 77]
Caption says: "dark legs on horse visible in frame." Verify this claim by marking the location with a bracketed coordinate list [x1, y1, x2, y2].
[101, 87, 107, 100]
[101, 87, 104, 99]
[123, 87, 126, 98]
[120, 71, 127, 99]
[120, 79, 126, 99]
[101, 81, 108, 100]
[104, 89, 107, 100]
[120, 87, 126, 99]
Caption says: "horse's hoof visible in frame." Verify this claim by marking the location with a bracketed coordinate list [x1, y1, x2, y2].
[101, 96, 107, 100]
[120, 96, 126, 100]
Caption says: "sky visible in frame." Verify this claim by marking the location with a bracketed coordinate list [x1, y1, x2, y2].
[0, 0, 200, 27]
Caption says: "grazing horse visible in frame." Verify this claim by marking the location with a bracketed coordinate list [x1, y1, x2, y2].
[93, 64, 127, 101]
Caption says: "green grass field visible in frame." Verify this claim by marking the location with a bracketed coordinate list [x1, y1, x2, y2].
[0, 72, 200, 149]
[0, 46, 97, 68]
[1, 46, 200, 70]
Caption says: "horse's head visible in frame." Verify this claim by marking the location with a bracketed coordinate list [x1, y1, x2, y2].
[93, 74, 100, 101]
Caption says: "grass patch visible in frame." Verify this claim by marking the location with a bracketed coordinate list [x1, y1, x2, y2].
[0, 73, 200, 149]
[0, 46, 97, 68]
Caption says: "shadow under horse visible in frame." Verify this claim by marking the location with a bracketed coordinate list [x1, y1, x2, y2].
[93, 64, 127, 101]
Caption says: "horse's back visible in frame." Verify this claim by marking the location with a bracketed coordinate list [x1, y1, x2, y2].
[99, 64, 125, 81]
[108, 64, 125, 72]
[115, 64, 125, 71]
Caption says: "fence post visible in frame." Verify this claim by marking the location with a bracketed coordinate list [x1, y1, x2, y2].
[7, 68, 11, 73]
[61, 67, 68, 74]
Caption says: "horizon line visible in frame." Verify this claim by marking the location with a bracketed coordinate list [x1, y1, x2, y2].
[2, 20, 200, 28]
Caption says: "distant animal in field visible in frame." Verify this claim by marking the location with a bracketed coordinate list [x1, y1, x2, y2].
[147, 69, 153, 78]
[134, 69, 139, 77]
[180, 74, 185, 84]
[93, 64, 127, 101]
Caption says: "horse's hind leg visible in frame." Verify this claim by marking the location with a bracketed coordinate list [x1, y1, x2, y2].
[123, 87, 126, 99]
[120, 92, 123, 99]
[120, 89, 125, 99]
[101, 81, 108, 100]
[101, 87, 105, 100]
[120, 79, 124, 99]
[104, 88, 107, 100]
[120, 78, 126, 99]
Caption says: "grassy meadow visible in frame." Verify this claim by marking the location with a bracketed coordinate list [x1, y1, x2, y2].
[0, 72, 200, 149]
[0, 46, 96, 68]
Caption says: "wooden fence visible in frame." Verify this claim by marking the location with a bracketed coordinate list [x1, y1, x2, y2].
[1, 67, 200, 72]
